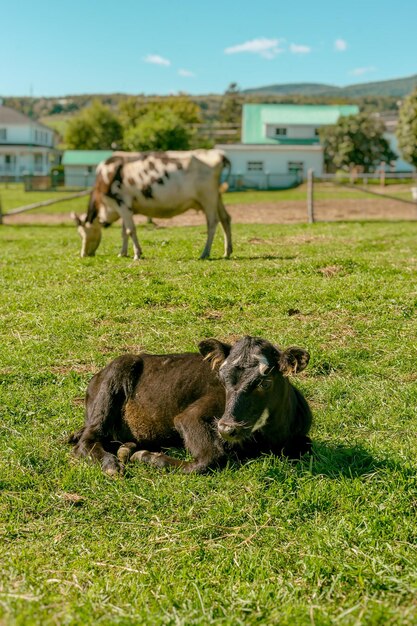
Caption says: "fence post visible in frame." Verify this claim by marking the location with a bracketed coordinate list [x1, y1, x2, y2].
[307, 168, 315, 223]
[380, 162, 386, 187]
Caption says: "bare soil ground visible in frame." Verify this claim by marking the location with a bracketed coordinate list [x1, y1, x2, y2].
[4, 197, 417, 226]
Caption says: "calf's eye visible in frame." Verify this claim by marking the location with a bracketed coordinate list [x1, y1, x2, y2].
[258, 378, 272, 390]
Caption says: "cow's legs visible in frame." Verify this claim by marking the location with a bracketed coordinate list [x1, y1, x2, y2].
[217, 197, 233, 258]
[118, 221, 129, 257]
[130, 397, 224, 473]
[116, 204, 142, 260]
[200, 203, 219, 259]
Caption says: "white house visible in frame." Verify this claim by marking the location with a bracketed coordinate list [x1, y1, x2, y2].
[216, 103, 359, 189]
[0, 103, 58, 179]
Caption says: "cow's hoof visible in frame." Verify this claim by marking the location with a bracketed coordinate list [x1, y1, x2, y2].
[117, 442, 137, 464]
[118, 252, 128, 258]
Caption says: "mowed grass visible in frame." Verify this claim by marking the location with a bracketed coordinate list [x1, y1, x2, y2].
[1, 217, 417, 625]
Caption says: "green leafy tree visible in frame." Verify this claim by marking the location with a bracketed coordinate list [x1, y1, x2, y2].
[65, 100, 123, 149]
[320, 112, 397, 173]
[119, 95, 201, 130]
[163, 95, 201, 124]
[123, 108, 191, 151]
[219, 83, 242, 125]
[118, 97, 151, 128]
[396, 89, 417, 167]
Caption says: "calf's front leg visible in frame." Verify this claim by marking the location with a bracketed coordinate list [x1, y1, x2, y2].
[130, 396, 225, 473]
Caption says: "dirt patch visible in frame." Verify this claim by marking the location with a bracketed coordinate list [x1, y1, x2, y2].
[4, 197, 417, 226]
[318, 265, 343, 277]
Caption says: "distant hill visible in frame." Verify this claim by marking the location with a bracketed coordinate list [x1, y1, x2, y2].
[243, 83, 339, 96]
[243, 74, 417, 98]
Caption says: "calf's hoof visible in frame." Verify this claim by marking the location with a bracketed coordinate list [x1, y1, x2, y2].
[131, 450, 167, 468]
[102, 455, 124, 477]
[117, 442, 137, 464]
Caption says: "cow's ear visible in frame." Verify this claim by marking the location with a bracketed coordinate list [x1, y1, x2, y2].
[279, 347, 310, 376]
[70, 212, 82, 226]
[198, 339, 231, 370]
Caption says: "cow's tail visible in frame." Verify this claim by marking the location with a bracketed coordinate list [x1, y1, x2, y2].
[86, 160, 123, 224]
[86, 190, 98, 224]
[220, 155, 231, 193]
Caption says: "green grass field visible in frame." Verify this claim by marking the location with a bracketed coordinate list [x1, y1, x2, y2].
[1, 218, 417, 625]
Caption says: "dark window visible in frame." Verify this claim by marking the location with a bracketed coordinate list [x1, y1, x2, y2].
[288, 161, 304, 175]
[247, 161, 264, 172]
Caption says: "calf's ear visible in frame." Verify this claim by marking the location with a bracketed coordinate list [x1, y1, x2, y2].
[198, 339, 231, 370]
[279, 347, 310, 376]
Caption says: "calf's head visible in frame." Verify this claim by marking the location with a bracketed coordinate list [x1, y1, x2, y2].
[199, 336, 309, 443]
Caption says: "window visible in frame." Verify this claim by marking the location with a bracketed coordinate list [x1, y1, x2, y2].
[275, 127, 287, 136]
[288, 161, 304, 176]
[34, 153, 43, 172]
[247, 161, 264, 172]
[0, 128, 7, 141]
[4, 154, 15, 171]
[314, 128, 320, 136]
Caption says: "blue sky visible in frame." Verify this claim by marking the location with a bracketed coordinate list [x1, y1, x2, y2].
[2, 0, 417, 97]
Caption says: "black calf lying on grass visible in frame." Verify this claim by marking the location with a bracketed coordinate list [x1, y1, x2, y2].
[69, 336, 313, 475]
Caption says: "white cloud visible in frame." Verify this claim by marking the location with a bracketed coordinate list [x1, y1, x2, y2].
[334, 39, 347, 52]
[144, 54, 171, 66]
[290, 43, 312, 54]
[224, 37, 284, 59]
[178, 69, 195, 77]
[349, 66, 376, 76]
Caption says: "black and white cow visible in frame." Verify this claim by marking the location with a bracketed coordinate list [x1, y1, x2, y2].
[71, 150, 232, 260]
[69, 336, 313, 475]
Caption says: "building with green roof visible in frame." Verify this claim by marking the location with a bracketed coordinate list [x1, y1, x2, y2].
[62, 150, 113, 187]
[216, 103, 359, 188]
[242, 103, 359, 145]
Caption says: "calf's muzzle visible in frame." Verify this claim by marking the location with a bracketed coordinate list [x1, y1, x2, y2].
[217, 417, 248, 442]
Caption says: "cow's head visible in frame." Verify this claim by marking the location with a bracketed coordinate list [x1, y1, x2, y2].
[199, 336, 309, 443]
[71, 212, 102, 257]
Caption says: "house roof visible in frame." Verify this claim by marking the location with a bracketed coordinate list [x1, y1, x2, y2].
[62, 150, 113, 166]
[0, 105, 55, 132]
[242, 104, 359, 144]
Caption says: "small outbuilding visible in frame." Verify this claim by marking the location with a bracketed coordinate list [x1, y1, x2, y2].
[62, 150, 113, 187]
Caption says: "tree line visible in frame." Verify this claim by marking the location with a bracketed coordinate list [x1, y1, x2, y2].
[6, 84, 417, 172]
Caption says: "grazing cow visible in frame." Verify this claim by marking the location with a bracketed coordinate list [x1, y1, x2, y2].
[68, 336, 313, 476]
[71, 149, 232, 260]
